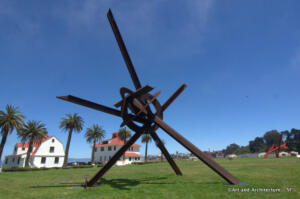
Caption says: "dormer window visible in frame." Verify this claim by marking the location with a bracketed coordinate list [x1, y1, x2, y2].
[49, 147, 55, 153]
[14, 146, 18, 153]
[52, 139, 55, 143]
[102, 141, 108, 144]
[22, 147, 25, 151]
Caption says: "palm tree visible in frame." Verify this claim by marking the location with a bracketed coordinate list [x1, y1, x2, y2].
[59, 113, 84, 166]
[141, 134, 152, 162]
[18, 120, 47, 167]
[118, 127, 131, 161]
[85, 124, 105, 163]
[0, 105, 25, 162]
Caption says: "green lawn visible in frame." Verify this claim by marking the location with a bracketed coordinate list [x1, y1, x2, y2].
[0, 157, 299, 199]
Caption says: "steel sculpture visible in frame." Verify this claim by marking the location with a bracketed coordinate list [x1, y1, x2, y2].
[264, 134, 289, 158]
[57, 9, 241, 187]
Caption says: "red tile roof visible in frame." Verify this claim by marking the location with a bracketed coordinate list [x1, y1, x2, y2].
[16, 136, 53, 155]
[124, 152, 140, 157]
[95, 132, 140, 147]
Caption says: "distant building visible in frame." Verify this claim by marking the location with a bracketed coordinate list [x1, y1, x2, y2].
[3, 136, 65, 168]
[94, 132, 141, 165]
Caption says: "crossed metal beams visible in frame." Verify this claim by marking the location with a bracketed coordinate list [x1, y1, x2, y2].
[57, 9, 241, 187]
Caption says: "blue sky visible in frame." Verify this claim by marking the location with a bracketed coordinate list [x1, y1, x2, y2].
[1, 0, 300, 158]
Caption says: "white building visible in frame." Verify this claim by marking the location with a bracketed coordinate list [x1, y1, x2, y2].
[94, 132, 141, 165]
[3, 136, 65, 168]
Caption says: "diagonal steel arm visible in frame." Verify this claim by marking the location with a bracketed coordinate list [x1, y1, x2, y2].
[150, 131, 182, 175]
[153, 116, 240, 185]
[161, 84, 187, 112]
[57, 95, 146, 123]
[107, 9, 142, 90]
[86, 131, 143, 187]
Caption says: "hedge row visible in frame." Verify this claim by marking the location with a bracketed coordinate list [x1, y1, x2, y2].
[2, 164, 102, 172]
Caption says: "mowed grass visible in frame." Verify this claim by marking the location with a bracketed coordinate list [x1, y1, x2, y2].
[0, 157, 299, 199]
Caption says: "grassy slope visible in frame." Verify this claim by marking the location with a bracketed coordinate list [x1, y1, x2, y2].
[0, 158, 299, 199]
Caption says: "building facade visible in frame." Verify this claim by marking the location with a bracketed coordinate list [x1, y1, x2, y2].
[94, 132, 141, 165]
[3, 136, 65, 168]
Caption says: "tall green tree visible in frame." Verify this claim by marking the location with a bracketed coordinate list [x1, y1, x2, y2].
[141, 134, 152, 162]
[249, 137, 266, 153]
[224, 143, 240, 155]
[85, 124, 105, 163]
[18, 121, 47, 167]
[263, 130, 281, 148]
[0, 105, 25, 162]
[118, 127, 131, 161]
[290, 128, 300, 152]
[59, 113, 84, 166]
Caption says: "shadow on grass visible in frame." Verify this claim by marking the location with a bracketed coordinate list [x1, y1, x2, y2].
[98, 177, 222, 190]
[29, 182, 83, 189]
[29, 177, 222, 190]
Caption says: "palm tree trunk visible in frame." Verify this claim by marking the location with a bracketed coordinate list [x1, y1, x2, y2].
[0, 130, 9, 163]
[91, 139, 96, 163]
[145, 141, 148, 162]
[24, 138, 34, 167]
[63, 129, 73, 167]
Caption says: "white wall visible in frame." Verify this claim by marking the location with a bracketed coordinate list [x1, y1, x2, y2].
[94, 145, 140, 163]
[3, 136, 65, 168]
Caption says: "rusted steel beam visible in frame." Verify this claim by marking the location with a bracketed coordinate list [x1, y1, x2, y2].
[114, 85, 153, 108]
[86, 131, 143, 187]
[57, 95, 146, 123]
[107, 9, 142, 90]
[153, 116, 240, 185]
[150, 131, 182, 176]
[161, 84, 187, 112]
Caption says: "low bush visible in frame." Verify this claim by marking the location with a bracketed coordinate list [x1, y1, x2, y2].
[3, 165, 95, 172]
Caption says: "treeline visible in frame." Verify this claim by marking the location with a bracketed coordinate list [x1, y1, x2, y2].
[223, 129, 300, 155]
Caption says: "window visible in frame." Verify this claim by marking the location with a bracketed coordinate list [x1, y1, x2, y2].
[114, 146, 116, 151]
[22, 147, 25, 151]
[55, 157, 59, 164]
[17, 157, 21, 164]
[108, 146, 112, 151]
[129, 157, 131, 161]
[94, 148, 97, 152]
[135, 157, 137, 160]
[101, 147, 104, 151]
[52, 139, 55, 143]
[14, 146, 17, 153]
[41, 157, 46, 164]
[49, 147, 55, 153]
[5, 158, 8, 164]
[12, 158, 15, 162]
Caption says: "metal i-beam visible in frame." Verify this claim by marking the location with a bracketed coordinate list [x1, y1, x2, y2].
[150, 131, 182, 175]
[86, 131, 143, 187]
[107, 9, 142, 90]
[56, 95, 146, 124]
[153, 116, 240, 185]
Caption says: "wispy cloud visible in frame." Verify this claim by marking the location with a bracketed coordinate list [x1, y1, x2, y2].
[0, 1, 39, 37]
[291, 48, 300, 71]
[52, 0, 215, 39]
